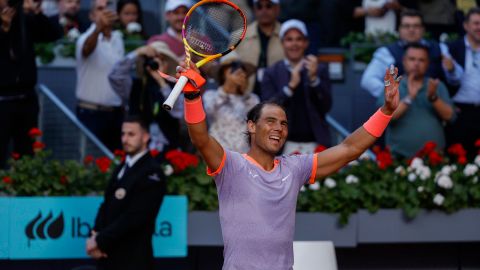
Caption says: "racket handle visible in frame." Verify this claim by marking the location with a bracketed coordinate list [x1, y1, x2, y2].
[163, 76, 189, 111]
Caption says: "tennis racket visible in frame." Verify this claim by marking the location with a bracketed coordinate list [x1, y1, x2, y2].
[162, 0, 247, 111]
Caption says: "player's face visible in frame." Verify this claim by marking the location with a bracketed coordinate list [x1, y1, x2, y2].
[166, 6, 188, 33]
[121, 122, 149, 156]
[249, 104, 288, 155]
[398, 16, 424, 43]
[403, 47, 429, 79]
[464, 13, 480, 44]
[119, 3, 139, 27]
[281, 29, 308, 63]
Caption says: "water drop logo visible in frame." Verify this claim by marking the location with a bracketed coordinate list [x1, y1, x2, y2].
[25, 211, 64, 246]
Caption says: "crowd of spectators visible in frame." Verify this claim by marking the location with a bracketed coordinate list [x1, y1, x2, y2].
[1, 0, 480, 167]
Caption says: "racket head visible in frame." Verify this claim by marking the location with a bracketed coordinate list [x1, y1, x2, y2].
[182, 0, 247, 67]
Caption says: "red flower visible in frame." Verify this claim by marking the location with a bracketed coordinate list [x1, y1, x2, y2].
[150, 149, 160, 157]
[95, 157, 112, 173]
[11, 152, 20, 160]
[428, 150, 443, 166]
[32, 141, 46, 151]
[114, 149, 125, 157]
[114, 149, 126, 162]
[475, 138, 480, 148]
[165, 150, 199, 172]
[60, 175, 68, 185]
[2, 176, 12, 184]
[375, 147, 393, 170]
[372, 145, 381, 154]
[83, 155, 94, 165]
[458, 156, 467, 165]
[28, 127, 43, 138]
[314, 145, 327, 153]
[417, 141, 437, 157]
[447, 143, 467, 157]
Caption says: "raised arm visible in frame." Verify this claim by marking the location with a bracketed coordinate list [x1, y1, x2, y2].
[315, 66, 401, 179]
[177, 63, 225, 171]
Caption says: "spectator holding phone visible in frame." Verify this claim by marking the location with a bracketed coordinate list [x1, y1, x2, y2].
[75, 0, 125, 151]
[203, 52, 259, 153]
[0, 0, 59, 167]
[261, 19, 332, 154]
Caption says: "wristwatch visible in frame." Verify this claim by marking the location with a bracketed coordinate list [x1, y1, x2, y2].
[428, 94, 438, 102]
[402, 96, 413, 105]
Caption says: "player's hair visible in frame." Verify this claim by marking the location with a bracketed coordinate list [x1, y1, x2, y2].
[245, 101, 286, 145]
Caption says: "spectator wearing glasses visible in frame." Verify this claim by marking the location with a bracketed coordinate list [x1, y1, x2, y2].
[203, 52, 259, 153]
[442, 7, 480, 158]
[236, 0, 284, 97]
[361, 9, 446, 99]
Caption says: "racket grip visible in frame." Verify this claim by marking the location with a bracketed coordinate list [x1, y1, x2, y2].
[163, 76, 189, 111]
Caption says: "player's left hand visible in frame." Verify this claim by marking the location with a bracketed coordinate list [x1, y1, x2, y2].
[381, 64, 401, 115]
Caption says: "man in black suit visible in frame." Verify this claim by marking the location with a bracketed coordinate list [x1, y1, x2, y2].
[86, 115, 166, 270]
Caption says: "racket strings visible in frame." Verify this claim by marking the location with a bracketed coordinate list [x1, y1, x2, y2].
[185, 2, 245, 55]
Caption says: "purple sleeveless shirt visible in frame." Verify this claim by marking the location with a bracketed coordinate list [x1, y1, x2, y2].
[208, 150, 317, 270]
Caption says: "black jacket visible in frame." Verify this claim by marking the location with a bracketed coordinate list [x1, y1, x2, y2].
[94, 153, 166, 270]
[0, 10, 59, 95]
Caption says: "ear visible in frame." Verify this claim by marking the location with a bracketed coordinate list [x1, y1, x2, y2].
[247, 120, 256, 135]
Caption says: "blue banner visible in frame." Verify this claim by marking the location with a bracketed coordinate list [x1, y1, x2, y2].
[2, 196, 186, 259]
[0, 198, 9, 259]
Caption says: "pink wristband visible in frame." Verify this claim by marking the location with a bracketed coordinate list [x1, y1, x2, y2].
[363, 108, 392, 137]
[184, 97, 206, 124]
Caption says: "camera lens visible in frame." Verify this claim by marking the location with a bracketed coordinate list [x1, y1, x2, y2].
[144, 58, 159, 71]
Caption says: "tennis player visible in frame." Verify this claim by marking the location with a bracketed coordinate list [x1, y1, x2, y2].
[180, 63, 401, 269]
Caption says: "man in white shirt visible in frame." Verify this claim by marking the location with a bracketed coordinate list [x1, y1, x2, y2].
[75, 0, 124, 151]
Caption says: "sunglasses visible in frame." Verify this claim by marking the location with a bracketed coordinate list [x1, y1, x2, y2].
[254, 2, 274, 10]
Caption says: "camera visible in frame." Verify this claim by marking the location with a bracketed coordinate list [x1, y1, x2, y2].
[144, 58, 159, 71]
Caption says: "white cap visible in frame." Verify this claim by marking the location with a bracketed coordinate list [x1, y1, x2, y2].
[253, 0, 280, 4]
[279, 19, 308, 40]
[165, 0, 193, 12]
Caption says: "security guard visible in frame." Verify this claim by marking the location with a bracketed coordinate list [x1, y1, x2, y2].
[87, 115, 166, 270]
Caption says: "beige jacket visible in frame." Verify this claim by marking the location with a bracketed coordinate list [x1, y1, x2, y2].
[236, 21, 285, 67]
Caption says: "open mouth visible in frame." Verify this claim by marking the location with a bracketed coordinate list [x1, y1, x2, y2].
[269, 135, 281, 144]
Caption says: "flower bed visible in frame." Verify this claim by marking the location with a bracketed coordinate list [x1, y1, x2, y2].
[1, 129, 479, 225]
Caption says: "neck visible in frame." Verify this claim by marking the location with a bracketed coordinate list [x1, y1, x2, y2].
[467, 35, 480, 49]
[258, 22, 275, 36]
[247, 146, 276, 171]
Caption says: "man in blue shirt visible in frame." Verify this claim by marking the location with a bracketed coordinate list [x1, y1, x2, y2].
[362, 9, 445, 98]
[379, 43, 455, 158]
[442, 7, 480, 158]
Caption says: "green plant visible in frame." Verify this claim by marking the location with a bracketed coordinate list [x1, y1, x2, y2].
[0, 128, 115, 196]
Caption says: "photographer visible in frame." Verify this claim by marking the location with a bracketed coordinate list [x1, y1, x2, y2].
[108, 41, 184, 152]
[0, 0, 59, 167]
